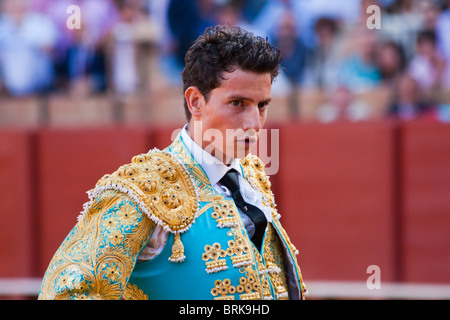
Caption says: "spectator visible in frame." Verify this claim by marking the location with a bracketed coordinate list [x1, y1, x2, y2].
[145, 0, 173, 54]
[241, 0, 268, 24]
[300, 0, 360, 49]
[271, 10, 306, 87]
[107, 0, 159, 95]
[38, 0, 80, 92]
[337, 29, 382, 93]
[251, 0, 359, 48]
[249, 0, 304, 42]
[167, 0, 216, 68]
[316, 85, 372, 123]
[436, 0, 450, 91]
[436, 101, 450, 122]
[419, 0, 441, 32]
[437, 0, 450, 53]
[65, 0, 119, 93]
[387, 73, 435, 120]
[0, 0, 58, 96]
[375, 40, 407, 87]
[215, 1, 253, 30]
[302, 16, 342, 91]
[408, 30, 449, 97]
[378, 0, 423, 60]
[33, 0, 120, 94]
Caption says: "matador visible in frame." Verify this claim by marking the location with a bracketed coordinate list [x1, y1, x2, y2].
[38, 25, 306, 300]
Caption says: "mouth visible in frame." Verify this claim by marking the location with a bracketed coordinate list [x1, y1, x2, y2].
[239, 137, 257, 147]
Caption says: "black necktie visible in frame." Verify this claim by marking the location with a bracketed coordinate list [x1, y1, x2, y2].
[219, 169, 267, 251]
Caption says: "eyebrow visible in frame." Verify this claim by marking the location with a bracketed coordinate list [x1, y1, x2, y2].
[228, 95, 272, 105]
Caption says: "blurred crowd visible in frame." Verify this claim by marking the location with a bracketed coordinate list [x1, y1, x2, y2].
[0, 0, 450, 123]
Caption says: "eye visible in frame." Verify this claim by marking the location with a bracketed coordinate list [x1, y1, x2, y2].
[258, 101, 269, 110]
[230, 100, 243, 107]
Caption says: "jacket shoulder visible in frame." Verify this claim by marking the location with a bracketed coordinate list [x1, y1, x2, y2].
[83, 149, 199, 235]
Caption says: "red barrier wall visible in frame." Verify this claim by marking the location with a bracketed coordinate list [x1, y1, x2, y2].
[0, 130, 35, 277]
[400, 121, 450, 283]
[36, 126, 152, 275]
[2, 120, 449, 285]
[276, 121, 397, 282]
[150, 124, 183, 150]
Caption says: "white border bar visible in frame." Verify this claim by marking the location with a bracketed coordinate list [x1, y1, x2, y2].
[0, 278, 42, 296]
[1, 279, 450, 299]
[306, 281, 450, 300]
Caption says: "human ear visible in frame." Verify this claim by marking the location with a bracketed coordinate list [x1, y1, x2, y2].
[184, 86, 205, 119]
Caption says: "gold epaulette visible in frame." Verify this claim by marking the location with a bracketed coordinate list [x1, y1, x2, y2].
[78, 149, 199, 263]
[241, 154, 279, 219]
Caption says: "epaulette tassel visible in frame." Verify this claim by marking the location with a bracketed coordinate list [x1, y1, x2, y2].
[169, 233, 186, 263]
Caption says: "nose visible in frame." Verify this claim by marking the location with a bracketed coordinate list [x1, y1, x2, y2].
[242, 105, 263, 133]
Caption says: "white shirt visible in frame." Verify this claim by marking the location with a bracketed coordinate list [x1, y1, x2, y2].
[137, 125, 272, 262]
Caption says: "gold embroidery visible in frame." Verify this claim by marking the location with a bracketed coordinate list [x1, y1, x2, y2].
[85, 150, 199, 236]
[260, 275, 273, 299]
[117, 206, 138, 225]
[80, 150, 200, 264]
[211, 279, 236, 300]
[40, 135, 306, 300]
[202, 243, 228, 274]
[272, 218, 308, 299]
[203, 178, 297, 300]
[122, 283, 149, 300]
[170, 136, 305, 300]
[240, 155, 275, 211]
[211, 202, 239, 228]
[241, 153, 307, 299]
[207, 203, 264, 300]
[262, 224, 289, 300]
[237, 275, 261, 300]
[228, 239, 252, 268]
[169, 233, 186, 262]
[168, 136, 211, 188]
[210, 275, 262, 301]
[39, 192, 155, 300]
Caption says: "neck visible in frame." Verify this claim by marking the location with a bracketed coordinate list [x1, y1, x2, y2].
[186, 122, 234, 166]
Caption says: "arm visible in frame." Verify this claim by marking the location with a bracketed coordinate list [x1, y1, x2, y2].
[38, 190, 155, 300]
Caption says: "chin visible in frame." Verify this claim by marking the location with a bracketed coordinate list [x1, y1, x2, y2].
[233, 147, 250, 160]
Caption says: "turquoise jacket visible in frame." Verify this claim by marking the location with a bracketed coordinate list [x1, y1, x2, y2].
[38, 132, 306, 300]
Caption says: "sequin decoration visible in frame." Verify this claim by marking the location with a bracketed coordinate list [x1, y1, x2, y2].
[79, 149, 200, 263]
[202, 243, 228, 274]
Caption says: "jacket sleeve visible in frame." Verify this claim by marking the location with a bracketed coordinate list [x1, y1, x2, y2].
[38, 190, 155, 300]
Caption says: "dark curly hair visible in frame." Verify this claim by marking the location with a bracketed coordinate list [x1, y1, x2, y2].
[182, 25, 282, 121]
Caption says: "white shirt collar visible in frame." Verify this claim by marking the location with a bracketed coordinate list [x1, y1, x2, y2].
[180, 124, 242, 187]
[180, 124, 272, 223]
